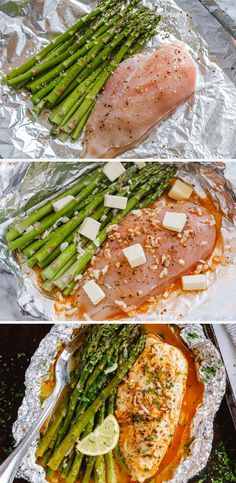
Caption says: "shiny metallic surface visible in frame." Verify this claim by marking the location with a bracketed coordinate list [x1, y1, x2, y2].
[0, 0, 236, 158]
[12, 323, 226, 482]
[0, 161, 235, 321]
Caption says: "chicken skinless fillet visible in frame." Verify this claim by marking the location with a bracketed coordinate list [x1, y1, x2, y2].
[75, 200, 216, 320]
[84, 42, 197, 158]
[116, 334, 188, 482]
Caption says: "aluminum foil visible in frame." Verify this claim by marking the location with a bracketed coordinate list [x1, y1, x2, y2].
[0, 161, 236, 321]
[12, 323, 226, 483]
[1, 0, 236, 159]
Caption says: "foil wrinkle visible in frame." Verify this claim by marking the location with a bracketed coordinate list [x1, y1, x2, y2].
[12, 323, 226, 483]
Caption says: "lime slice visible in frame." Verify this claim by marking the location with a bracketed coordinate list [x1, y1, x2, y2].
[77, 415, 119, 456]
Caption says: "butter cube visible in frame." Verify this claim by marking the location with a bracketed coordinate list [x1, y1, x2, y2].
[52, 195, 74, 212]
[162, 212, 187, 233]
[122, 243, 146, 268]
[104, 194, 128, 210]
[168, 179, 193, 201]
[79, 217, 101, 241]
[103, 162, 125, 182]
[182, 274, 207, 291]
[83, 280, 105, 305]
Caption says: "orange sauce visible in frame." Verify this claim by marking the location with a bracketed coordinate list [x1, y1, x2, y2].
[114, 324, 203, 483]
[143, 324, 203, 482]
[38, 324, 203, 483]
[32, 189, 226, 319]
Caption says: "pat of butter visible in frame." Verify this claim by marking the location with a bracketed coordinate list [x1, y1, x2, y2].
[83, 280, 105, 305]
[104, 194, 128, 210]
[134, 161, 146, 169]
[122, 243, 146, 268]
[52, 195, 75, 212]
[103, 162, 125, 182]
[168, 179, 193, 201]
[162, 212, 187, 233]
[79, 217, 101, 241]
[182, 274, 207, 291]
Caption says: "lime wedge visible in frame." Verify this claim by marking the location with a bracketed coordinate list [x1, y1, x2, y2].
[77, 415, 119, 456]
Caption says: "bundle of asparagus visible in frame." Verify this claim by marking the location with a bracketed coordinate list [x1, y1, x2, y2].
[37, 324, 146, 483]
[4, 0, 161, 142]
[6, 162, 177, 296]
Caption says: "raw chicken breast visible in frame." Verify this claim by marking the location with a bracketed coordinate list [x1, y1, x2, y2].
[84, 43, 197, 158]
[75, 200, 216, 320]
[116, 334, 188, 482]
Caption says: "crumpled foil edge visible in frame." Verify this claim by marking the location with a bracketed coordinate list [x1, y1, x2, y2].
[0, 161, 236, 321]
[0, 0, 236, 158]
[12, 323, 226, 483]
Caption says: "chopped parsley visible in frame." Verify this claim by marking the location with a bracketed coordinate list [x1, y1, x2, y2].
[201, 365, 217, 383]
[187, 332, 201, 340]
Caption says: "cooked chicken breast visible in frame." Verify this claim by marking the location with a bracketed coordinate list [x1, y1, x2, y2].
[75, 200, 216, 320]
[115, 334, 188, 482]
[84, 43, 197, 158]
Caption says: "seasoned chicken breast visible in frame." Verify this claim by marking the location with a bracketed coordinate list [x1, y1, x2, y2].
[75, 200, 216, 320]
[84, 43, 197, 158]
[115, 334, 188, 482]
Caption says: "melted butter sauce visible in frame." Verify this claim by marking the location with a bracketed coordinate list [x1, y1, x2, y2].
[113, 324, 204, 483]
[143, 324, 203, 482]
[111, 192, 225, 320]
[39, 325, 203, 483]
[34, 189, 225, 319]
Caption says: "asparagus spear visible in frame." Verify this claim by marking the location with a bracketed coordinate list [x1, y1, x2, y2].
[40, 202, 113, 271]
[40, 203, 109, 281]
[63, 165, 175, 295]
[37, 391, 71, 459]
[67, 12, 159, 139]
[129, 15, 161, 56]
[33, 162, 139, 265]
[63, 168, 173, 297]
[70, 325, 140, 431]
[48, 7, 159, 110]
[28, 4, 121, 92]
[68, 102, 96, 141]
[94, 455, 106, 483]
[46, 8, 148, 108]
[105, 446, 117, 482]
[48, 0, 142, 126]
[47, 332, 146, 470]
[24, 182, 107, 261]
[104, 393, 117, 483]
[5, 0, 117, 83]
[37, 326, 113, 458]
[31, 7, 159, 121]
[80, 404, 106, 483]
[54, 325, 123, 449]
[8, 171, 107, 251]
[22, 177, 108, 259]
[65, 418, 95, 483]
[40, 163, 145, 280]
[41, 214, 114, 289]
[6, 165, 100, 242]
[42, 254, 78, 292]
[83, 325, 139, 397]
[54, 167, 172, 290]
[48, 63, 109, 126]
[29, 0, 138, 94]
[46, 325, 137, 475]
[139, 166, 177, 209]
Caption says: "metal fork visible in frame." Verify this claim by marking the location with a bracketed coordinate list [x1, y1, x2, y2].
[0, 327, 88, 483]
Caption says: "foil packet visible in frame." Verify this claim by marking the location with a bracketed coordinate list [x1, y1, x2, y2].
[12, 323, 226, 483]
[0, 161, 236, 321]
[0, 0, 236, 159]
